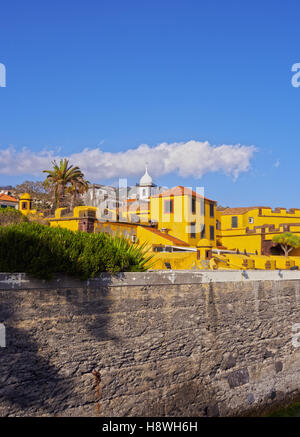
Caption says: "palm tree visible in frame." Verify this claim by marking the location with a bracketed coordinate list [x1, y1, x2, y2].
[43, 159, 86, 208]
[67, 176, 90, 209]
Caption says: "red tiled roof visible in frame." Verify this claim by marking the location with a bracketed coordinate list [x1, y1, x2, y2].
[221, 206, 266, 215]
[144, 227, 190, 246]
[0, 194, 18, 203]
[151, 186, 216, 203]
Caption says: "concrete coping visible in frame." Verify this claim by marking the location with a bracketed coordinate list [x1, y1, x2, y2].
[1, 269, 300, 290]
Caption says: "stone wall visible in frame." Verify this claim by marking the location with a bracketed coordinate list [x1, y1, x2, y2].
[1, 270, 300, 417]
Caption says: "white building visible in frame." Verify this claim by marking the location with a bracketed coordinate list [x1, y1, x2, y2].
[0, 193, 19, 209]
[82, 168, 166, 219]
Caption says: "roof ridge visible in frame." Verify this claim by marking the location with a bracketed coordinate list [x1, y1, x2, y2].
[144, 227, 190, 246]
[151, 185, 216, 202]
[0, 193, 18, 202]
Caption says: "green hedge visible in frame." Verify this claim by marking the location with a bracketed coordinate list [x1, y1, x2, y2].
[0, 222, 154, 279]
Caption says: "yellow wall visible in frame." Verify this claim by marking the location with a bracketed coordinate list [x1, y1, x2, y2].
[150, 252, 198, 270]
[217, 207, 300, 255]
[150, 194, 216, 247]
[49, 218, 80, 232]
[220, 207, 300, 232]
[49, 206, 98, 232]
[217, 230, 263, 254]
[94, 221, 138, 239]
[18, 191, 300, 271]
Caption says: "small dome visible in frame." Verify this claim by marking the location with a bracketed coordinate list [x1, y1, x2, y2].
[139, 167, 153, 186]
[20, 193, 31, 200]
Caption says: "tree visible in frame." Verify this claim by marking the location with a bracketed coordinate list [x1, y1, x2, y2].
[66, 176, 89, 209]
[13, 180, 54, 210]
[43, 159, 87, 208]
[272, 232, 300, 257]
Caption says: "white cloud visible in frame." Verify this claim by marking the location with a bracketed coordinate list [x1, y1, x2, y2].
[274, 159, 280, 168]
[0, 140, 256, 182]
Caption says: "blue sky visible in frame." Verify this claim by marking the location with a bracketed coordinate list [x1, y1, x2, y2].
[0, 0, 300, 208]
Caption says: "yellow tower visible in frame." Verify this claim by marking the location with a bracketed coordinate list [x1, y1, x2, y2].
[19, 193, 33, 215]
[197, 238, 213, 261]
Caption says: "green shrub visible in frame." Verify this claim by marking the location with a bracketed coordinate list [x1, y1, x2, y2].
[0, 208, 28, 226]
[0, 222, 154, 279]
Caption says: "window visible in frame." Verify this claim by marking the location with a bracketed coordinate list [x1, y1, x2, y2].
[216, 219, 221, 230]
[191, 197, 196, 214]
[200, 200, 205, 216]
[248, 217, 254, 224]
[209, 202, 214, 217]
[190, 222, 196, 239]
[164, 199, 174, 214]
[231, 216, 238, 228]
[210, 226, 215, 241]
[201, 224, 205, 239]
[22, 202, 27, 210]
[0, 204, 7, 209]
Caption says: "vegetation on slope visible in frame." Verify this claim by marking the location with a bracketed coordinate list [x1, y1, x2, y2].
[0, 208, 28, 226]
[0, 223, 154, 279]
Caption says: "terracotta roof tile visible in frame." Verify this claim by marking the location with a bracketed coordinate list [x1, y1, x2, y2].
[151, 186, 216, 203]
[0, 194, 18, 203]
[221, 206, 267, 215]
[144, 227, 190, 246]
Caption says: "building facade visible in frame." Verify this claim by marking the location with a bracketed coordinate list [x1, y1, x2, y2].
[15, 169, 300, 271]
[0, 193, 19, 209]
[216, 206, 300, 256]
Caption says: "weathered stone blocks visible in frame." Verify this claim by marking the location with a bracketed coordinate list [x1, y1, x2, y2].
[1, 272, 300, 416]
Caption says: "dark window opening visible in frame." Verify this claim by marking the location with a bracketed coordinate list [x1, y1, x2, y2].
[201, 224, 206, 239]
[190, 222, 196, 239]
[209, 202, 214, 217]
[200, 200, 205, 216]
[191, 197, 196, 214]
[231, 216, 238, 228]
[210, 226, 215, 241]
[154, 246, 172, 253]
[164, 199, 174, 214]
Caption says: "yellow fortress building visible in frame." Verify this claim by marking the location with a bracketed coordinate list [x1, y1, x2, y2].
[17, 169, 300, 271]
[216, 206, 300, 256]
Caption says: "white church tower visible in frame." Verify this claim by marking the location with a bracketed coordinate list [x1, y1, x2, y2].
[138, 166, 155, 201]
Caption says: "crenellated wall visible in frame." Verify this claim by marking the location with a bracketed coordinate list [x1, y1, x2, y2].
[1, 271, 300, 417]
